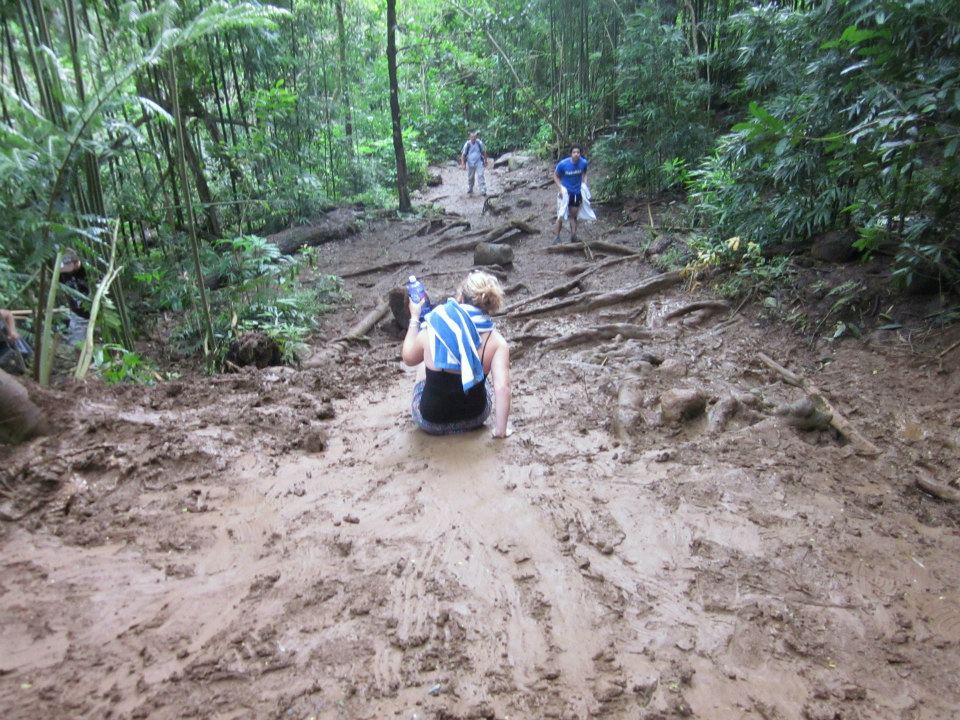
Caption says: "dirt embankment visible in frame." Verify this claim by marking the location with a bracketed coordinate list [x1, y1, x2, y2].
[2, 159, 960, 720]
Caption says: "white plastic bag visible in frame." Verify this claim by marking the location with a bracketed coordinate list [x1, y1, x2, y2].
[555, 184, 597, 221]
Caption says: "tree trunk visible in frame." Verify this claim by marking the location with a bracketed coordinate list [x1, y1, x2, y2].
[335, 0, 354, 144]
[386, 0, 412, 212]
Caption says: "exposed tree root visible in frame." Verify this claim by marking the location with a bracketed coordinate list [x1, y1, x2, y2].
[758, 352, 881, 457]
[341, 260, 413, 279]
[508, 271, 682, 318]
[502, 277, 583, 315]
[541, 324, 651, 353]
[401, 218, 449, 240]
[577, 271, 684, 312]
[915, 476, 959, 503]
[562, 253, 644, 277]
[504, 254, 646, 316]
[545, 240, 637, 257]
[503, 282, 528, 296]
[508, 295, 584, 319]
[485, 217, 537, 241]
[663, 301, 731, 322]
[433, 238, 481, 257]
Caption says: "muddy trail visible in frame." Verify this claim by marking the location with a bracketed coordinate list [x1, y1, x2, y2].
[2, 159, 960, 720]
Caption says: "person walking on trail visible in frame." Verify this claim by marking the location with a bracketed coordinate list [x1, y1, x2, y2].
[0, 309, 32, 375]
[59, 250, 90, 346]
[552, 144, 590, 244]
[459, 131, 489, 196]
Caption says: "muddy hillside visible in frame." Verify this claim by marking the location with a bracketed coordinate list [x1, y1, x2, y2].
[2, 159, 960, 720]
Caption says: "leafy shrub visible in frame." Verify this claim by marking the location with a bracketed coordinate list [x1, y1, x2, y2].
[594, 6, 713, 198]
[92, 344, 159, 384]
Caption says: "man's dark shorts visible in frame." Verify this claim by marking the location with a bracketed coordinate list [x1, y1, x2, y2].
[568, 192, 583, 208]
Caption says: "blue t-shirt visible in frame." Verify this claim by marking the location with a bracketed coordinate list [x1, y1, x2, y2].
[555, 156, 589, 194]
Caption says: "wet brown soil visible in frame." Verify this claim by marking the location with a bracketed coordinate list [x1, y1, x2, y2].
[2, 160, 960, 720]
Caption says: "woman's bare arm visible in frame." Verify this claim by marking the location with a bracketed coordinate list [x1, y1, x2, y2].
[401, 298, 425, 366]
[490, 338, 511, 438]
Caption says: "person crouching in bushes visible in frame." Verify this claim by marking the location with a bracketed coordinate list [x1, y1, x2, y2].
[401, 271, 512, 438]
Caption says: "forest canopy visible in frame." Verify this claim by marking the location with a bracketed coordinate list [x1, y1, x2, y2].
[1, 0, 958, 378]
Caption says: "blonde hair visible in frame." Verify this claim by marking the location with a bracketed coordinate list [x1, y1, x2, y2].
[458, 271, 504, 314]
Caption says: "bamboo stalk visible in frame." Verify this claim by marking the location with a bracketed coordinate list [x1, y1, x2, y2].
[38, 251, 63, 387]
[168, 53, 215, 357]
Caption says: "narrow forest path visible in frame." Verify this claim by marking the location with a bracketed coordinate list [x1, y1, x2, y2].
[2, 160, 959, 720]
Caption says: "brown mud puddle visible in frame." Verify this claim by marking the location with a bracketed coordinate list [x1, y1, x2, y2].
[2, 160, 960, 719]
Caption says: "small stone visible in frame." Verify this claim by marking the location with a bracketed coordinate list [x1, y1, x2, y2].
[660, 388, 707, 423]
[343, 514, 360, 524]
[657, 358, 688, 377]
[301, 427, 329, 453]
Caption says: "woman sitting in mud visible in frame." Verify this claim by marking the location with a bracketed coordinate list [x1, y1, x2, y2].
[401, 271, 512, 438]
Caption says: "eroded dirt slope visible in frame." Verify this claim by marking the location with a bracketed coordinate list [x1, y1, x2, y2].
[2, 159, 960, 720]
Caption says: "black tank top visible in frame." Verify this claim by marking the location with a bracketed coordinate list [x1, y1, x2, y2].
[419, 333, 491, 423]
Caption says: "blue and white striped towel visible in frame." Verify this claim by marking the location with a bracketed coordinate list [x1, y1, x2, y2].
[425, 299, 494, 392]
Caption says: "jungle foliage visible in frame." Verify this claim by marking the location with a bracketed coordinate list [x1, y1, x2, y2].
[0, 0, 957, 381]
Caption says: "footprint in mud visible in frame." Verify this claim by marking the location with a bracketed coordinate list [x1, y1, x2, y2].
[851, 557, 905, 598]
[926, 594, 960, 643]
[372, 538, 446, 696]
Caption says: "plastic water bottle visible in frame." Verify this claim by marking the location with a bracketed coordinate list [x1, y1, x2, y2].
[406, 275, 432, 320]
[406, 275, 427, 303]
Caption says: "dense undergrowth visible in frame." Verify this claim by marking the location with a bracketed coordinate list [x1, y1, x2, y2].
[1, 1, 957, 383]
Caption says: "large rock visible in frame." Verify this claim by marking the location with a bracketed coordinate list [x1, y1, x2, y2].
[507, 155, 535, 170]
[474, 242, 514, 266]
[810, 231, 857, 263]
[0, 369, 47, 444]
[660, 388, 707, 423]
[425, 171, 443, 187]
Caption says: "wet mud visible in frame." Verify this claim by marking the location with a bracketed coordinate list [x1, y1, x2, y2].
[2, 161, 960, 719]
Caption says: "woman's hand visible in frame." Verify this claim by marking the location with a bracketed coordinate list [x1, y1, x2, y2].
[408, 296, 425, 321]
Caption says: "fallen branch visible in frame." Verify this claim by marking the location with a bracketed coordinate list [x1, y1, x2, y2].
[663, 301, 731, 322]
[341, 260, 412, 279]
[757, 352, 881, 457]
[541, 323, 651, 353]
[270, 211, 360, 254]
[545, 240, 637, 257]
[335, 299, 390, 342]
[939, 337, 960, 359]
[915, 476, 959, 503]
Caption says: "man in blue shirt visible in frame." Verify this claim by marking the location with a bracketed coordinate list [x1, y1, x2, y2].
[553, 144, 589, 244]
